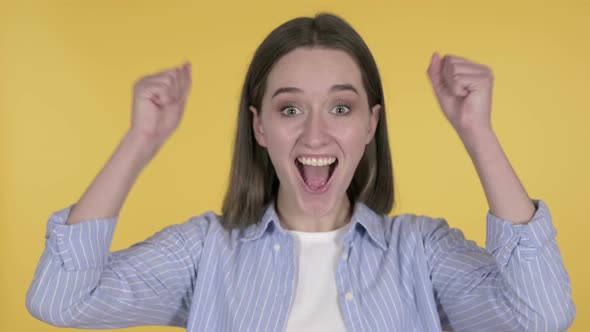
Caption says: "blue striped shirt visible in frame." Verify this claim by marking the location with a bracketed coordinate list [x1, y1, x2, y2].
[26, 199, 575, 331]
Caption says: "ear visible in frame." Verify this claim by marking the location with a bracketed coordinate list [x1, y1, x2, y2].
[365, 104, 381, 144]
[250, 105, 267, 147]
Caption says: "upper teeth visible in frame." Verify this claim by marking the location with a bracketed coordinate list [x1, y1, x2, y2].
[297, 157, 336, 166]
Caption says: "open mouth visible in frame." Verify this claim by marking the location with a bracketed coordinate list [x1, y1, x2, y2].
[294, 157, 338, 193]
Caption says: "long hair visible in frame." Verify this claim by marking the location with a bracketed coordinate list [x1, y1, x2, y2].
[221, 13, 394, 230]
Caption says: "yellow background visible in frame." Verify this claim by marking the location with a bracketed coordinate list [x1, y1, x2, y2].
[1, 0, 588, 330]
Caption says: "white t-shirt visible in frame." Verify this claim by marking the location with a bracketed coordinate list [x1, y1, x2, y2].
[284, 222, 352, 332]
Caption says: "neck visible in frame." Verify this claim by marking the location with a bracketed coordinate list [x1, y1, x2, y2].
[276, 193, 352, 232]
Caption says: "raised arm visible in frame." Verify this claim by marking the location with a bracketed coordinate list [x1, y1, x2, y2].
[26, 62, 197, 328]
[424, 52, 575, 330]
[66, 62, 192, 225]
[426, 52, 535, 224]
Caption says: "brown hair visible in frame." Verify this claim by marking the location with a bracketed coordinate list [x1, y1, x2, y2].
[221, 13, 394, 230]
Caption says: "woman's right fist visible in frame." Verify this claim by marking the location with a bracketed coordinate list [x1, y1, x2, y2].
[129, 62, 192, 149]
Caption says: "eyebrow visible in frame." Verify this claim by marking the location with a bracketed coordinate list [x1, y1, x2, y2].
[271, 84, 359, 99]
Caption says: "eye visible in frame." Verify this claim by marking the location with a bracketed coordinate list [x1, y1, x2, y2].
[280, 105, 302, 116]
[330, 104, 351, 115]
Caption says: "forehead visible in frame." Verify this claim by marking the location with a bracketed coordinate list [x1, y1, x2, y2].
[265, 47, 364, 98]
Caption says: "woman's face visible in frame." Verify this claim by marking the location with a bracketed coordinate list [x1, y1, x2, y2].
[251, 47, 381, 219]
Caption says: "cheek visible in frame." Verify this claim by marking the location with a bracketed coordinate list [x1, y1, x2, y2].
[262, 115, 301, 148]
[338, 121, 369, 151]
[344, 135, 368, 161]
[264, 127, 296, 163]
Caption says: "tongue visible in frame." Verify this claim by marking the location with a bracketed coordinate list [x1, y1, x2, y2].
[302, 165, 330, 188]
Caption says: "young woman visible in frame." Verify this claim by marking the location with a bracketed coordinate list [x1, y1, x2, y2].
[26, 13, 575, 331]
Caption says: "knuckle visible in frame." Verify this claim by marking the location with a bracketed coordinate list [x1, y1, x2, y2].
[158, 83, 169, 93]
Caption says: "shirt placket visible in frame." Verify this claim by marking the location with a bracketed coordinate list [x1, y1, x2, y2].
[274, 232, 298, 332]
[336, 238, 365, 332]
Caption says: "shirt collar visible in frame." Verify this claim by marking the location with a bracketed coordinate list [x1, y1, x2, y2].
[239, 201, 280, 241]
[239, 200, 388, 250]
[347, 201, 388, 250]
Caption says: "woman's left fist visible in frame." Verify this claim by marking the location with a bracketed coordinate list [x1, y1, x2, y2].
[427, 52, 494, 137]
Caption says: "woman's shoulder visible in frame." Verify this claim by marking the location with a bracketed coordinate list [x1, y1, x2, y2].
[388, 212, 449, 231]
[353, 202, 449, 248]
[371, 208, 453, 248]
[169, 210, 249, 247]
[357, 200, 443, 230]
[400, 212, 457, 239]
[174, 210, 226, 236]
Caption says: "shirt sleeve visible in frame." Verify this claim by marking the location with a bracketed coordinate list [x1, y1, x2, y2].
[423, 199, 575, 332]
[26, 203, 209, 329]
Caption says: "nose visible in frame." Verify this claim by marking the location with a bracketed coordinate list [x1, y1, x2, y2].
[300, 111, 330, 149]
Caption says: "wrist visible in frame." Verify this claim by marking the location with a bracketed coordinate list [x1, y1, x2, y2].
[458, 124, 494, 147]
[122, 130, 161, 166]
[459, 127, 500, 162]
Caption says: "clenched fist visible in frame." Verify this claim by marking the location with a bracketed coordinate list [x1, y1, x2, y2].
[130, 62, 192, 150]
[427, 53, 493, 140]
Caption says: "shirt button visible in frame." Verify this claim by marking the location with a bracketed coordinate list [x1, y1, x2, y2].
[274, 244, 281, 251]
[345, 291, 354, 301]
[342, 252, 348, 260]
